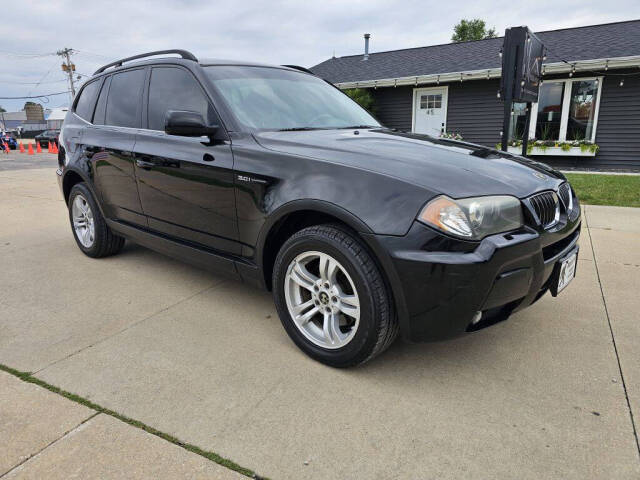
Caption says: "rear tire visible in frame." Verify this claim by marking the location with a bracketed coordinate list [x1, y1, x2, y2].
[273, 224, 398, 367]
[68, 182, 124, 258]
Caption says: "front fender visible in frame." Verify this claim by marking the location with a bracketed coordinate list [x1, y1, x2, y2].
[254, 198, 373, 265]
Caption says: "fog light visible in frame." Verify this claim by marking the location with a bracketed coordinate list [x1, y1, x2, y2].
[471, 311, 482, 325]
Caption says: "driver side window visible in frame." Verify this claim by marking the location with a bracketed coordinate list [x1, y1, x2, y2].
[147, 67, 216, 131]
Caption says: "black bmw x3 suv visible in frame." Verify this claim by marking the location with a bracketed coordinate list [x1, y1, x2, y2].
[57, 50, 580, 367]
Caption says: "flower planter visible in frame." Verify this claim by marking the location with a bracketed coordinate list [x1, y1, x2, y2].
[507, 146, 596, 157]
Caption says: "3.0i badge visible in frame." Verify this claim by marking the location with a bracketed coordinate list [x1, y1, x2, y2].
[237, 175, 267, 184]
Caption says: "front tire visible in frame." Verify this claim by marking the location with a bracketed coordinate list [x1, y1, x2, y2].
[273, 225, 398, 367]
[68, 182, 124, 258]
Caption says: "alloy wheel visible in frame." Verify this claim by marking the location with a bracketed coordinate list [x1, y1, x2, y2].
[72, 194, 95, 248]
[284, 251, 360, 349]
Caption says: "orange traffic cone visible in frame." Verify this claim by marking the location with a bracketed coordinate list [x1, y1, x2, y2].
[36, 142, 42, 153]
[19, 142, 25, 153]
[3, 142, 9, 154]
[52, 142, 58, 154]
[28, 143, 34, 155]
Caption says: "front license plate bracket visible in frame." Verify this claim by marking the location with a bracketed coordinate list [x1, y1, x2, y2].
[550, 248, 578, 297]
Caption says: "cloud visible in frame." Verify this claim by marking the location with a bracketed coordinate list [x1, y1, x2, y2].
[0, 0, 636, 111]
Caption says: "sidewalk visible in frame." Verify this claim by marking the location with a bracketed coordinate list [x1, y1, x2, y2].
[0, 371, 244, 479]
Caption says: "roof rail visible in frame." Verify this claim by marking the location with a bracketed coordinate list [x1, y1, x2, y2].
[94, 49, 198, 75]
[282, 65, 316, 75]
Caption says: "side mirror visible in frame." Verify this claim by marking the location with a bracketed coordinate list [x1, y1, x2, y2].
[164, 110, 218, 137]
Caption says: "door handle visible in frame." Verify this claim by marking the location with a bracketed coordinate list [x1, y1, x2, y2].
[136, 159, 156, 169]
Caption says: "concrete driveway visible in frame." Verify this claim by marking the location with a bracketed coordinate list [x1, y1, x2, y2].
[1, 158, 639, 479]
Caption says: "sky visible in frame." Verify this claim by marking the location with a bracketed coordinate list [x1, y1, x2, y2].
[1, 0, 638, 112]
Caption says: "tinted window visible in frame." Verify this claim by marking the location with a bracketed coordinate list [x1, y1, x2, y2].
[105, 69, 145, 128]
[75, 80, 101, 121]
[148, 67, 214, 131]
[93, 76, 111, 126]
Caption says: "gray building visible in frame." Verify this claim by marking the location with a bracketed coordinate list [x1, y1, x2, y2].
[1, 103, 47, 135]
[0, 111, 27, 132]
[311, 20, 640, 170]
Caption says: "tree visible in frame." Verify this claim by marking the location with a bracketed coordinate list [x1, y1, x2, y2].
[0, 106, 6, 113]
[451, 19, 497, 42]
[343, 88, 376, 113]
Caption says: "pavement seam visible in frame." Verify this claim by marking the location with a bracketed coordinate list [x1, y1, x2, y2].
[587, 220, 640, 461]
[31, 279, 228, 376]
[0, 364, 266, 479]
[0, 412, 100, 478]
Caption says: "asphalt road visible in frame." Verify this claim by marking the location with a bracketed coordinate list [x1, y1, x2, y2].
[1, 162, 639, 479]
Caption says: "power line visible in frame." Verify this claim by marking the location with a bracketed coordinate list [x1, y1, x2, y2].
[0, 78, 68, 85]
[0, 91, 70, 99]
[0, 51, 57, 58]
[74, 49, 115, 60]
[27, 58, 60, 97]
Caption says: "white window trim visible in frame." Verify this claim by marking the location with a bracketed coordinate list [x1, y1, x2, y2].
[411, 86, 449, 134]
[526, 76, 603, 143]
[558, 80, 572, 141]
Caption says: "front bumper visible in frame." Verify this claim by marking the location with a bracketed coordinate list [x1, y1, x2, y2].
[368, 205, 581, 342]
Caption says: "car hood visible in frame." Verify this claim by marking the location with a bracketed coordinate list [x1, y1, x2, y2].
[254, 128, 564, 198]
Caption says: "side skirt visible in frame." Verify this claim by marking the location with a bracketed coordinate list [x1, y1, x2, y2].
[106, 219, 265, 288]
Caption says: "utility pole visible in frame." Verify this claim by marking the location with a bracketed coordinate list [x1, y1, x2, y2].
[57, 48, 76, 100]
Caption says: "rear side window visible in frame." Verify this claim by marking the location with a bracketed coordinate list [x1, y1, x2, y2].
[93, 76, 111, 126]
[147, 67, 215, 131]
[105, 69, 145, 128]
[74, 80, 101, 122]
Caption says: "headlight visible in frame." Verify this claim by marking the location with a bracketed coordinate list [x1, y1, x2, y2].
[418, 195, 523, 240]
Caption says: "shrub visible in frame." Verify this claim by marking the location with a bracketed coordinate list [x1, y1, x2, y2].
[343, 88, 376, 113]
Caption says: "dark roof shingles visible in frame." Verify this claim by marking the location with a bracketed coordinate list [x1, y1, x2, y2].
[311, 20, 640, 83]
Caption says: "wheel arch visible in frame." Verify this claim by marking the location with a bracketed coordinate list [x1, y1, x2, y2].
[61, 167, 112, 226]
[258, 200, 372, 291]
[62, 169, 85, 205]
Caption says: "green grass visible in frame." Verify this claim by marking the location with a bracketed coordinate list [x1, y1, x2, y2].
[565, 173, 640, 208]
[0, 363, 265, 479]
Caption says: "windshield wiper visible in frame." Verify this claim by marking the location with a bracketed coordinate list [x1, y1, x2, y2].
[277, 125, 378, 131]
[277, 127, 322, 131]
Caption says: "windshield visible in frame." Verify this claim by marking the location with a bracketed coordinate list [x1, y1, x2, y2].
[204, 66, 380, 131]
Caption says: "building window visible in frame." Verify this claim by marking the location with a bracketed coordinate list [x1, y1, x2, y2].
[509, 102, 528, 140]
[525, 77, 602, 143]
[566, 80, 599, 141]
[535, 82, 565, 140]
[420, 94, 442, 109]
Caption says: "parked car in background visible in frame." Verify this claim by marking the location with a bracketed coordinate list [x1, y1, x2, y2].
[1, 132, 18, 150]
[57, 50, 581, 367]
[35, 129, 60, 147]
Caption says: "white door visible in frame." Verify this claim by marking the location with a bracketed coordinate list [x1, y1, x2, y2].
[413, 87, 448, 136]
